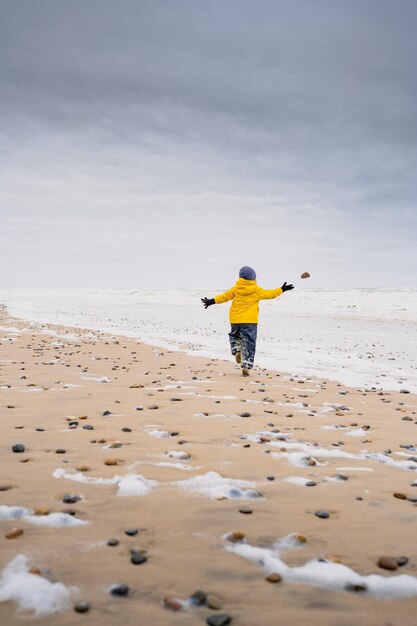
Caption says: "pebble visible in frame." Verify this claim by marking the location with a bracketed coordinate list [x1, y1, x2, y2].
[393, 492, 407, 500]
[83, 424, 94, 430]
[238, 506, 253, 514]
[239, 412, 251, 418]
[131, 552, 147, 565]
[125, 528, 139, 536]
[346, 583, 367, 593]
[56, 449, 66, 454]
[62, 494, 81, 504]
[265, 573, 282, 583]
[397, 556, 409, 566]
[5, 527, 24, 539]
[11, 443, 25, 453]
[207, 614, 232, 626]
[266, 476, 275, 481]
[102, 410, 111, 416]
[163, 595, 183, 611]
[227, 531, 245, 542]
[34, 507, 49, 516]
[315, 511, 330, 519]
[74, 602, 90, 613]
[377, 556, 399, 571]
[306, 481, 317, 487]
[76, 465, 90, 472]
[105, 459, 119, 466]
[28, 567, 42, 576]
[110, 584, 130, 597]
[0, 485, 13, 491]
[190, 590, 207, 605]
[122, 427, 132, 432]
[149, 404, 159, 409]
[206, 594, 222, 610]
[107, 538, 119, 546]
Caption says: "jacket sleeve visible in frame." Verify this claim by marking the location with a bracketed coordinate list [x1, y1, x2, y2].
[257, 287, 283, 300]
[214, 288, 235, 304]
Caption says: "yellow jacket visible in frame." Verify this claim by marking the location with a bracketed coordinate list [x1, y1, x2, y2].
[214, 278, 283, 324]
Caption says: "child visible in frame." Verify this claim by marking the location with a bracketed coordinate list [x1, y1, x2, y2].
[201, 266, 294, 376]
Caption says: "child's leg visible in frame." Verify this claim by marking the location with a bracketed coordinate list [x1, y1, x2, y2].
[228, 324, 241, 356]
[240, 324, 258, 369]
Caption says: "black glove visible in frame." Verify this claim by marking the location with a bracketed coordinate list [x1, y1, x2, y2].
[281, 282, 294, 292]
[201, 297, 215, 309]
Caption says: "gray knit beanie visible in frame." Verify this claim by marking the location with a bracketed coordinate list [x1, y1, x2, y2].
[239, 266, 257, 281]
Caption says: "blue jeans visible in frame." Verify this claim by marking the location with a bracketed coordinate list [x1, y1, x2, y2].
[229, 323, 258, 369]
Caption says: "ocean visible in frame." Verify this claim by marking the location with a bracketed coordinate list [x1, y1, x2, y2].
[1, 288, 416, 393]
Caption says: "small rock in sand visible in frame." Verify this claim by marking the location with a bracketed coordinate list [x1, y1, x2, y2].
[74, 602, 90, 613]
[125, 528, 139, 536]
[239, 506, 253, 515]
[393, 492, 407, 500]
[207, 614, 232, 626]
[190, 590, 207, 605]
[107, 538, 119, 546]
[11, 443, 25, 453]
[315, 510, 330, 519]
[109, 584, 130, 597]
[163, 595, 183, 611]
[301, 272, 310, 279]
[377, 557, 399, 571]
[265, 573, 282, 583]
[5, 527, 24, 539]
[104, 459, 119, 466]
[206, 594, 222, 610]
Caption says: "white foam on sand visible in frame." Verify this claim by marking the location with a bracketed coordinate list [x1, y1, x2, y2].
[365, 452, 417, 471]
[53, 468, 159, 496]
[80, 375, 111, 383]
[346, 429, 369, 437]
[173, 471, 262, 500]
[0, 555, 77, 616]
[226, 535, 417, 598]
[0, 505, 87, 527]
[337, 466, 373, 471]
[166, 450, 190, 460]
[145, 428, 171, 438]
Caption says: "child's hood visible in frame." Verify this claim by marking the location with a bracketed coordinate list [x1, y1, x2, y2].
[234, 277, 258, 295]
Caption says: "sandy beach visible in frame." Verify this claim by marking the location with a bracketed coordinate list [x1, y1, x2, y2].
[1, 304, 417, 625]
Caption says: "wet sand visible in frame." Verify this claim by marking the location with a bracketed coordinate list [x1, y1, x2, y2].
[1, 304, 417, 625]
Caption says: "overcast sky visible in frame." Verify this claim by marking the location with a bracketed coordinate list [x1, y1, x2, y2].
[1, 0, 416, 289]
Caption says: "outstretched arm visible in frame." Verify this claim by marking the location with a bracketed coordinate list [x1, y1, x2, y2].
[201, 287, 235, 309]
[257, 282, 294, 300]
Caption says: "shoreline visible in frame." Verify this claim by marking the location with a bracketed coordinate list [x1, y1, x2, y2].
[1, 287, 416, 395]
[1, 306, 417, 625]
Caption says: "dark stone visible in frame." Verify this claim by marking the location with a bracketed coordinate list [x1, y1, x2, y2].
[239, 506, 253, 514]
[306, 481, 317, 487]
[83, 424, 94, 430]
[56, 449, 66, 454]
[122, 427, 132, 432]
[36, 428, 45, 432]
[315, 511, 330, 519]
[110, 584, 130, 597]
[266, 476, 275, 481]
[102, 410, 111, 416]
[107, 538, 119, 546]
[345, 583, 367, 593]
[130, 552, 147, 565]
[62, 494, 81, 504]
[11, 443, 25, 453]
[397, 556, 409, 567]
[190, 590, 207, 605]
[74, 602, 90, 613]
[240, 412, 251, 418]
[207, 614, 232, 626]
[336, 474, 349, 481]
[125, 528, 139, 536]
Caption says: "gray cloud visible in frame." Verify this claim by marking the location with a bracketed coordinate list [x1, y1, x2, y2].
[1, 0, 416, 288]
